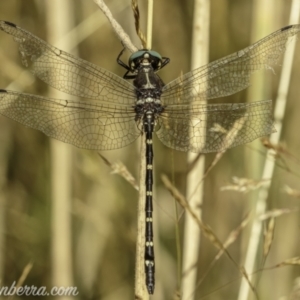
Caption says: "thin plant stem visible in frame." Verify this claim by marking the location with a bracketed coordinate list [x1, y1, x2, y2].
[46, 0, 74, 294]
[135, 136, 148, 299]
[0, 118, 10, 291]
[93, 0, 138, 52]
[181, 1, 210, 299]
[146, 0, 153, 49]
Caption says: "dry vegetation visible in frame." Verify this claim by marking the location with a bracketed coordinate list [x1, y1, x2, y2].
[0, 0, 299, 299]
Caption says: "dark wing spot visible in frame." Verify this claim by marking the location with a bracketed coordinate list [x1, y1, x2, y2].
[3, 21, 16, 27]
[281, 25, 293, 31]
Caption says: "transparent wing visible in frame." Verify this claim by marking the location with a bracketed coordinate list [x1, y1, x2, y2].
[0, 20, 135, 104]
[161, 25, 300, 104]
[0, 90, 140, 150]
[155, 100, 275, 153]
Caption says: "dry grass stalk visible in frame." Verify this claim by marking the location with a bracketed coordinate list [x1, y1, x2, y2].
[256, 257, 300, 272]
[262, 138, 300, 167]
[46, 0, 75, 293]
[190, 116, 247, 194]
[289, 277, 300, 299]
[161, 174, 257, 295]
[182, 1, 209, 298]
[16, 262, 33, 286]
[194, 213, 251, 290]
[263, 217, 275, 258]
[93, 0, 137, 52]
[216, 213, 252, 260]
[131, 0, 147, 48]
[258, 208, 298, 221]
[221, 177, 270, 193]
[284, 185, 300, 199]
[98, 153, 138, 190]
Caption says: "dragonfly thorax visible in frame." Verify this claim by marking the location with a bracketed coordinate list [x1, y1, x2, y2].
[133, 65, 164, 102]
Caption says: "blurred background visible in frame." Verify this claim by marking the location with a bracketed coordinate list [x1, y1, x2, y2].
[0, 0, 299, 299]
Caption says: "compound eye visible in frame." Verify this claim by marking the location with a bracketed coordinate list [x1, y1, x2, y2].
[150, 57, 162, 71]
[128, 50, 148, 67]
[147, 50, 163, 71]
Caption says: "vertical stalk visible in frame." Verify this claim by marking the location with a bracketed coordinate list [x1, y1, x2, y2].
[135, 136, 148, 298]
[182, 1, 210, 299]
[46, 0, 74, 297]
[238, 2, 274, 298]
[0, 119, 10, 300]
[135, 0, 153, 297]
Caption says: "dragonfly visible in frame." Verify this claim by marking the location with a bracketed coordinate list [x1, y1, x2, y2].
[0, 20, 299, 294]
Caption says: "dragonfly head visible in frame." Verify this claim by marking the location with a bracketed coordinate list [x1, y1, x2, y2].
[128, 49, 163, 72]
